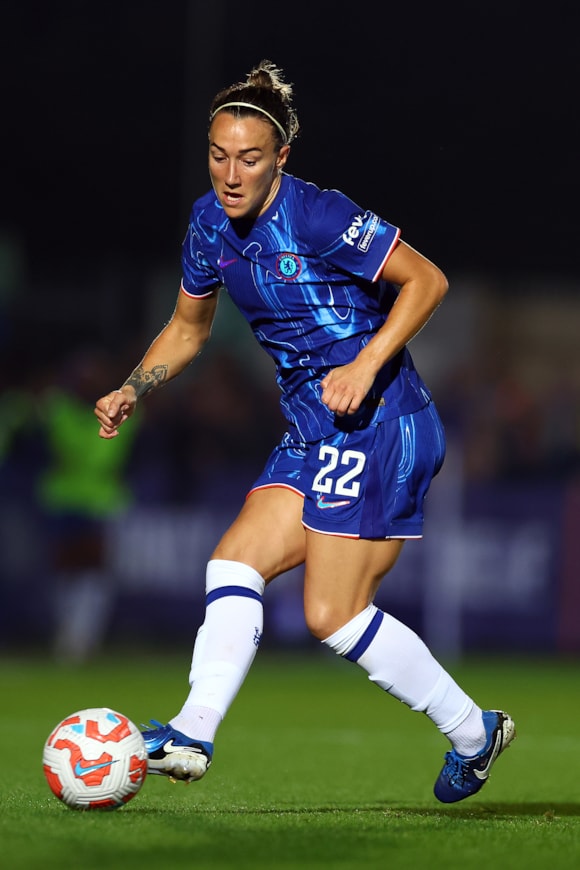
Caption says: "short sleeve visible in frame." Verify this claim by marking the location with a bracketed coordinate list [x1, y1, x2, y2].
[181, 223, 220, 298]
[307, 188, 400, 282]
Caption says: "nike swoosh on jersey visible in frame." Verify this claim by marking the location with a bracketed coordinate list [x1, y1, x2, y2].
[316, 494, 351, 509]
[74, 759, 119, 777]
[217, 256, 238, 268]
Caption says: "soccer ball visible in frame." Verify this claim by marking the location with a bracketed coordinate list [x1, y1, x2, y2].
[42, 707, 148, 810]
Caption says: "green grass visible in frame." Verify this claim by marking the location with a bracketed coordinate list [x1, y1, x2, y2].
[1, 650, 579, 869]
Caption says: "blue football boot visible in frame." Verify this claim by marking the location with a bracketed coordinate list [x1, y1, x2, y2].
[434, 710, 515, 803]
[142, 720, 213, 783]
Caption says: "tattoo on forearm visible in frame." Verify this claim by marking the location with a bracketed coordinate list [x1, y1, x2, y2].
[123, 364, 168, 398]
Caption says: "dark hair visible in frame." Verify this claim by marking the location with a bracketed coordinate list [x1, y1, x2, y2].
[209, 60, 300, 147]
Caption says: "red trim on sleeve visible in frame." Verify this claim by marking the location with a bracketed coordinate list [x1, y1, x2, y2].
[180, 279, 217, 299]
[372, 228, 401, 282]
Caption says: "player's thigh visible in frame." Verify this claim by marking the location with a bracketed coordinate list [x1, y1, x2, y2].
[211, 486, 306, 582]
[303, 530, 405, 637]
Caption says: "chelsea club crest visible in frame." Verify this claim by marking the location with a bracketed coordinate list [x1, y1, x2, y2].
[276, 253, 302, 280]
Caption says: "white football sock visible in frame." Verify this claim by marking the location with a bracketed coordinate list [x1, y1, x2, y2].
[170, 559, 265, 742]
[443, 703, 489, 756]
[323, 605, 485, 753]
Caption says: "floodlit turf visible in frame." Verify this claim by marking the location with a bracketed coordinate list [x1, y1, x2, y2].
[1, 649, 579, 869]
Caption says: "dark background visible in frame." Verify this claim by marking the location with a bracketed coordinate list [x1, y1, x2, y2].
[1, 1, 579, 656]
[2, 0, 578, 288]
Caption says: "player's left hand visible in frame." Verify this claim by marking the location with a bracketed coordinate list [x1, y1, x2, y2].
[320, 362, 374, 416]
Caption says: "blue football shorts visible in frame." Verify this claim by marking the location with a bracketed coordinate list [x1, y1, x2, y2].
[249, 400, 446, 539]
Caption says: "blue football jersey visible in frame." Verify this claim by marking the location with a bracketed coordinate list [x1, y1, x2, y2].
[181, 173, 431, 442]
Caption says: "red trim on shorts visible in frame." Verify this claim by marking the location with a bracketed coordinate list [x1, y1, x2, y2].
[301, 521, 423, 541]
[301, 521, 360, 539]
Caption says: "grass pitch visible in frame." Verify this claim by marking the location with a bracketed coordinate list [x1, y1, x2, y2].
[1, 649, 579, 869]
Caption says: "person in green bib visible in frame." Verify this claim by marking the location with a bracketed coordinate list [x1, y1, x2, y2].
[37, 350, 139, 661]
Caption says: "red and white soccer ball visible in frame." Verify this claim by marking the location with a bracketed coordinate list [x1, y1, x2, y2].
[42, 708, 148, 810]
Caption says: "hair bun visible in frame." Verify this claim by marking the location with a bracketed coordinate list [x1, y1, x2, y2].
[246, 60, 293, 104]
[210, 60, 300, 145]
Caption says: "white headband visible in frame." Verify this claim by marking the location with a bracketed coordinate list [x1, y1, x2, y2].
[211, 101, 288, 144]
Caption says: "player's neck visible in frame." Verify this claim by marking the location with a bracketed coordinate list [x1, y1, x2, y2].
[258, 173, 282, 216]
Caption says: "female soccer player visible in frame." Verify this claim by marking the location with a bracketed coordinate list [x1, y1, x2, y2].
[94, 61, 514, 803]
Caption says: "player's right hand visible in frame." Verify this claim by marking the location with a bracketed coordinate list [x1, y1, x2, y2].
[94, 387, 136, 439]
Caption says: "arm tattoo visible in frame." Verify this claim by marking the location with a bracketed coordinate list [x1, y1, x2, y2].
[123, 364, 168, 398]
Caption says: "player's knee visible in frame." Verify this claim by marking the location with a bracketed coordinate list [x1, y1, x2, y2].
[304, 600, 353, 641]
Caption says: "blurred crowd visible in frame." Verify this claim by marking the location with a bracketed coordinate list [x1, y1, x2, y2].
[1, 253, 579, 659]
[3, 340, 578, 512]
[438, 357, 580, 484]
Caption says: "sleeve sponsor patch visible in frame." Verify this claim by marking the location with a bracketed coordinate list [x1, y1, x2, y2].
[342, 212, 380, 252]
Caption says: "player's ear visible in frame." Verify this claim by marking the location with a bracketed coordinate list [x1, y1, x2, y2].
[276, 144, 291, 169]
